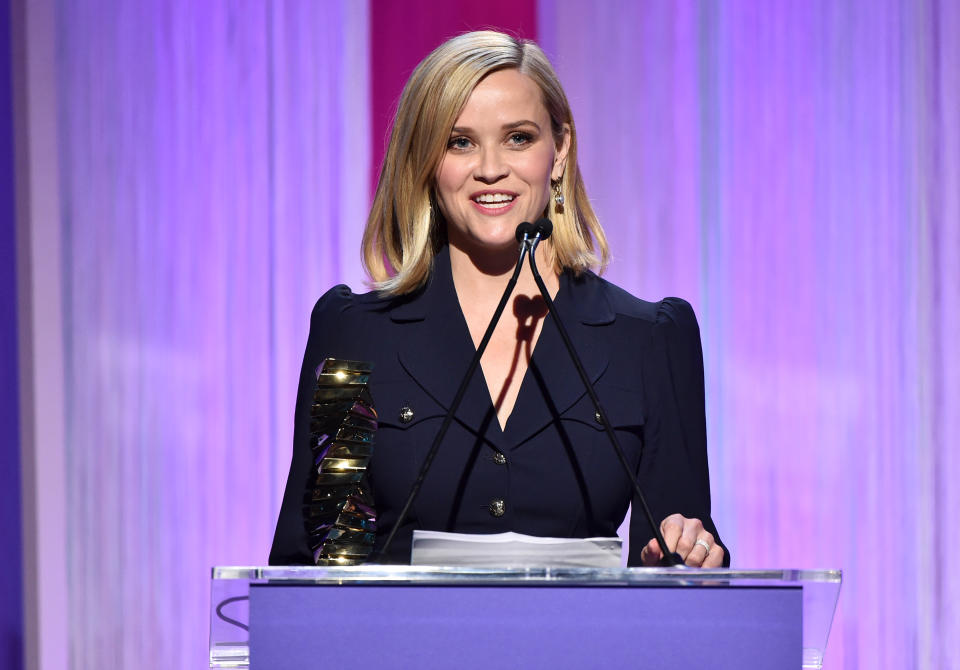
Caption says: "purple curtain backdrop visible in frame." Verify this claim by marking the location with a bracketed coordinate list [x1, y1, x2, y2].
[17, 0, 957, 668]
[51, 1, 368, 668]
[540, 1, 959, 668]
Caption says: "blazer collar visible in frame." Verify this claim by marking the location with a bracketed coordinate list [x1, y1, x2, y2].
[389, 247, 498, 443]
[387, 246, 613, 449]
[386, 250, 451, 323]
[560, 267, 616, 326]
[388, 247, 616, 326]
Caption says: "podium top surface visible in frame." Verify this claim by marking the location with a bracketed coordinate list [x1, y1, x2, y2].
[209, 566, 842, 669]
[212, 565, 841, 586]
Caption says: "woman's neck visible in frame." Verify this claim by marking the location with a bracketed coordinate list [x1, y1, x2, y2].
[448, 239, 560, 306]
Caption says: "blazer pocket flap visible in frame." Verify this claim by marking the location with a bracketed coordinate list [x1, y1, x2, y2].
[372, 379, 447, 430]
[560, 386, 644, 431]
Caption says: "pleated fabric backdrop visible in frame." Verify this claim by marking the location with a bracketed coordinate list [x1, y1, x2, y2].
[51, 2, 369, 667]
[539, 2, 960, 666]
[23, 0, 958, 668]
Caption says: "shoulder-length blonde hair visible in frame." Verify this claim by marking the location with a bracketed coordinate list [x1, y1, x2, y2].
[362, 30, 609, 296]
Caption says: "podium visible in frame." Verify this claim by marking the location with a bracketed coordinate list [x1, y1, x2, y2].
[209, 566, 841, 669]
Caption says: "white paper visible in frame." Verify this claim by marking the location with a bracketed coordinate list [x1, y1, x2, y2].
[410, 530, 623, 568]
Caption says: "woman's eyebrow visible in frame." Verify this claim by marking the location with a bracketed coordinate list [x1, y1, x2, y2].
[450, 120, 542, 134]
[502, 120, 540, 130]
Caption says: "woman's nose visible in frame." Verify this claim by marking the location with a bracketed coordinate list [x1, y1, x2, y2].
[473, 147, 509, 184]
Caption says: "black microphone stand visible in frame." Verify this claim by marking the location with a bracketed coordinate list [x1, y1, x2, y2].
[377, 224, 536, 560]
[526, 218, 683, 567]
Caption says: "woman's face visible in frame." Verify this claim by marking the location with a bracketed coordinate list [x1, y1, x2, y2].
[435, 69, 570, 256]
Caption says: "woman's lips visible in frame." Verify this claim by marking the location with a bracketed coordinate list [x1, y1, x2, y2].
[470, 195, 519, 216]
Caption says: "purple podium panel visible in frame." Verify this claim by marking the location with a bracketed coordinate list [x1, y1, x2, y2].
[249, 583, 801, 669]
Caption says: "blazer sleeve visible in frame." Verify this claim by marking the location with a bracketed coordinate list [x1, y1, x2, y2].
[269, 285, 353, 565]
[628, 297, 729, 566]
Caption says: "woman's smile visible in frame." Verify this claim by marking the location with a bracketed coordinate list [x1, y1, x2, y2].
[470, 190, 520, 215]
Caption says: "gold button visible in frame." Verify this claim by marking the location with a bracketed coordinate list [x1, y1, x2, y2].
[399, 406, 414, 424]
[492, 451, 507, 465]
[488, 498, 506, 517]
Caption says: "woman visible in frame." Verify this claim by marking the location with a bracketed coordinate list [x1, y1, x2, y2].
[270, 31, 728, 567]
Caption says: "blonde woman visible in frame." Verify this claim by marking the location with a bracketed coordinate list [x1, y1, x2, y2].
[271, 31, 727, 568]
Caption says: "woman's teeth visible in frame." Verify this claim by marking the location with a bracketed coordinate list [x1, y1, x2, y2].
[474, 194, 515, 209]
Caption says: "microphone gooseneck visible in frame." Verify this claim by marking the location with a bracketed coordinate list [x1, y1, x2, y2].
[376, 223, 535, 561]
[526, 218, 684, 567]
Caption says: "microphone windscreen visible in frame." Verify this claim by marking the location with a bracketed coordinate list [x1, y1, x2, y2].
[515, 221, 535, 242]
[533, 217, 554, 240]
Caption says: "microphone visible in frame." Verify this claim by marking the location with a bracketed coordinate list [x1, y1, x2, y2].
[526, 217, 684, 566]
[377, 223, 535, 561]
[516, 221, 535, 242]
[532, 218, 552, 239]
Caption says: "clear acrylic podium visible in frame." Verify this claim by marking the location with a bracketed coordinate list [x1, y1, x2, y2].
[210, 566, 841, 669]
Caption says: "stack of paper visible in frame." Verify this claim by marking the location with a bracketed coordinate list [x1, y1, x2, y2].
[410, 530, 622, 568]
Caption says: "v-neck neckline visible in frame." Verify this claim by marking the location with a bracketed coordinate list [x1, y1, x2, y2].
[392, 245, 609, 452]
[448, 264, 563, 436]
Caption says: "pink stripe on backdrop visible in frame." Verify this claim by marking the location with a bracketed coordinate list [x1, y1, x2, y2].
[369, 0, 537, 193]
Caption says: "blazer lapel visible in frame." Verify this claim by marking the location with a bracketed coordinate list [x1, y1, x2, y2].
[391, 247, 503, 448]
[389, 248, 615, 450]
[505, 270, 614, 448]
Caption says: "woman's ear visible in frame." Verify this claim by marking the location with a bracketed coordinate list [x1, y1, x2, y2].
[552, 124, 571, 181]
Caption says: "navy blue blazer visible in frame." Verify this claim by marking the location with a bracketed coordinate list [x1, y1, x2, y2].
[270, 246, 728, 566]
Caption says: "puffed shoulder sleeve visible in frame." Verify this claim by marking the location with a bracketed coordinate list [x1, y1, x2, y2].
[269, 285, 353, 565]
[628, 297, 729, 566]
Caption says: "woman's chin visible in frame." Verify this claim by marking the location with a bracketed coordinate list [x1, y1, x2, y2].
[451, 226, 519, 254]
[471, 234, 519, 255]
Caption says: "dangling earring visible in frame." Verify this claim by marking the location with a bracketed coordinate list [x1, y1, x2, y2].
[552, 179, 565, 214]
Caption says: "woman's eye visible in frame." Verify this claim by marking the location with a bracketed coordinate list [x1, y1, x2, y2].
[508, 132, 533, 146]
[448, 136, 472, 150]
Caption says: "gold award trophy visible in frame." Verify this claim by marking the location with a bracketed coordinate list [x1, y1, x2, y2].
[304, 358, 377, 565]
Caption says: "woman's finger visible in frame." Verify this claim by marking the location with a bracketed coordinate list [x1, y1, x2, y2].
[676, 519, 702, 563]
[639, 538, 662, 566]
[659, 514, 684, 554]
[703, 542, 725, 568]
[686, 530, 715, 567]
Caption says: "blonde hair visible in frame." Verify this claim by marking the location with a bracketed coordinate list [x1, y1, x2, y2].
[362, 30, 610, 295]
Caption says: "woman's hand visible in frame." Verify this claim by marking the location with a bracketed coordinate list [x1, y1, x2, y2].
[639, 513, 725, 567]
